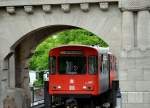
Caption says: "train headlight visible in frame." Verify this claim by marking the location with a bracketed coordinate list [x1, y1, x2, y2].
[83, 86, 87, 89]
[53, 86, 57, 90]
[83, 85, 93, 90]
[87, 86, 93, 90]
[57, 85, 61, 89]
[52, 85, 61, 90]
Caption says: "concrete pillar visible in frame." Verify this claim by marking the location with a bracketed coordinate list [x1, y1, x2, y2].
[122, 11, 134, 51]
[21, 59, 31, 108]
[0, 56, 8, 108]
[137, 10, 150, 50]
[0, 55, 2, 107]
[9, 54, 15, 88]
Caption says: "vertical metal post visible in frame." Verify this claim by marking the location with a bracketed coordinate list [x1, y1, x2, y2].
[112, 80, 119, 108]
[44, 81, 51, 108]
[31, 87, 34, 103]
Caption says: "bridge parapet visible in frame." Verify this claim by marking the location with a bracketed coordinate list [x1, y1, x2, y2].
[0, 0, 118, 7]
[0, 0, 118, 14]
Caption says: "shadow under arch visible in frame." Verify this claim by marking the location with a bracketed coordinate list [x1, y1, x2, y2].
[13, 25, 79, 88]
[11, 25, 78, 51]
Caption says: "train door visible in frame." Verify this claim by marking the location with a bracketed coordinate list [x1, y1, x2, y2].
[108, 54, 112, 89]
[100, 54, 109, 93]
[109, 55, 117, 89]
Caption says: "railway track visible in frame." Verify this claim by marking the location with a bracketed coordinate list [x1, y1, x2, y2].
[31, 100, 122, 108]
[31, 100, 45, 108]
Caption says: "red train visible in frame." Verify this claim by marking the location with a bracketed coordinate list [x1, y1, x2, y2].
[45, 45, 119, 108]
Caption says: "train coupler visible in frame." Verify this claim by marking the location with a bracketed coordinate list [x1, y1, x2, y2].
[65, 98, 78, 108]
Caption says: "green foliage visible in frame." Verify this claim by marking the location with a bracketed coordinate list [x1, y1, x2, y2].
[29, 29, 108, 71]
[33, 79, 43, 87]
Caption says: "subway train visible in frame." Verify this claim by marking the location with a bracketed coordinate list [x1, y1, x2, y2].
[44, 45, 119, 108]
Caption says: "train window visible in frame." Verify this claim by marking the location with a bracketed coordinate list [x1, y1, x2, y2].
[49, 56, 56, 74]
[101, 54, 108, 73]
[100, 55, 103, 73]
[110, 63, 112, 70]
[88, 56, 98, 74]
[58, 56, 86, 74]
[109, 56, 112, 71]
[115, 63, 117, 72]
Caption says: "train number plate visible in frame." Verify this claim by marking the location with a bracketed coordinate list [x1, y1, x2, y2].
[69, 85, 75, 90]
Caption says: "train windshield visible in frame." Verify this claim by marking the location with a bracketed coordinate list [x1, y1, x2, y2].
[58, 56, 86, 74]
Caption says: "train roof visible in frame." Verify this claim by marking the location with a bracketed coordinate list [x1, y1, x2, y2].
[50, 44, 94, 50]
[92, 46, 110, 54]
[50, 44, 111, 54]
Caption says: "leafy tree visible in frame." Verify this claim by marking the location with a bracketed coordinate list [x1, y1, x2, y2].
[29, 29, 108, 71]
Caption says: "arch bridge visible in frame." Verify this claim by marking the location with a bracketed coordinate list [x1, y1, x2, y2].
[0, 0, 150, 108]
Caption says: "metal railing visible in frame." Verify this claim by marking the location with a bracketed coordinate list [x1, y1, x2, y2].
[30, 86, 44, 107]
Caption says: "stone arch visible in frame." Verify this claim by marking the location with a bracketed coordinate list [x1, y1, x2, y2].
[4, 25, 79, 107]
[13, 25, 77, 88]
[7, 23, 122, 89]
[3, 23, 121, 107]
[12, 24, 113, 87]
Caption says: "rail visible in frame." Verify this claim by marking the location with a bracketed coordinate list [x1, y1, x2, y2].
[30, 86, 45, 108]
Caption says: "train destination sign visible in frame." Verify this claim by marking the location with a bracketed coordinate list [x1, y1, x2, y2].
[60, 50, 83, 55]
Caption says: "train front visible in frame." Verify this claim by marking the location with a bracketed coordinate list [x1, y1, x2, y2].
[49, 45, 99, 96]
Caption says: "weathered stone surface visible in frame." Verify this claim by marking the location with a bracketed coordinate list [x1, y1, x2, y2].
[3, 95, 17, 108]
[143, 68, 150, 81]
[137, 10, 150, 50]
[127, 68, 143, 81]
[122, 104, 126, 108]
[126, 103, 150, 108]
[128, 92, 143, 103]
[119, 70, 128, 81]
[136, 81, 150, 91]
[0, 0, 118, 7]
[99, 2, 109, 10]
[3, 89, 17, 108]
[143, 92, 150, 103]
[9, 54, 15, 88]
[119, 58, 136, 70]
[121, 92, 128, 103]
[80, 3, 89, 12]
[24, 6, 33, 14]
[126, 48, 150, 58]
[61, 4, 70, 13]
[119, 0, 150, 10]
[122, 11, 134, 51]
[6, 6, 15, 14]
[135, 57, 150, 69]
[120, 81, 136, 91]
[42, 5, 52, 13]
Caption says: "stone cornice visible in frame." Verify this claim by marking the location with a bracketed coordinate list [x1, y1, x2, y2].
[0, 0, 118, 7]
[119, 0, 150, 11]
[121, 48, 150, 58]
[0, 0, 118, 14]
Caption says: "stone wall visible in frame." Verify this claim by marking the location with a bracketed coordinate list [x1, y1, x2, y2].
[119, 0, 150, 107]
[120, 53, 150, 108]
